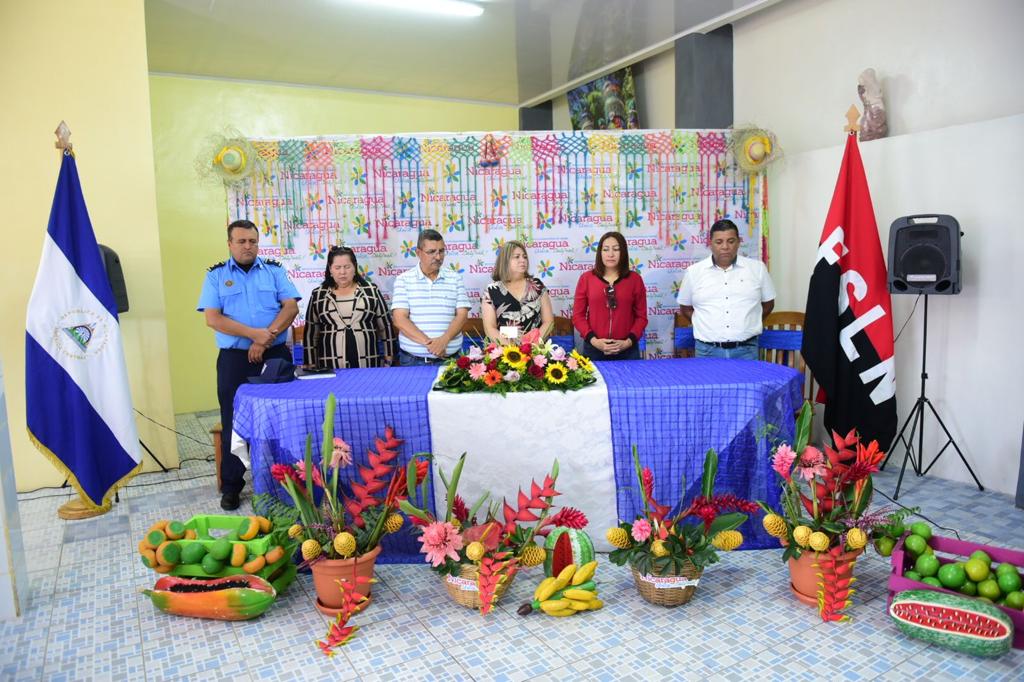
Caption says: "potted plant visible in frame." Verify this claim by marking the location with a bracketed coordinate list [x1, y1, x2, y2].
[272, 392, 429, 616]
[434, 328, 597, 394]
[760, 401, 890, 622]
[400, 455, 586, 614]
[605, 448, 758, 607]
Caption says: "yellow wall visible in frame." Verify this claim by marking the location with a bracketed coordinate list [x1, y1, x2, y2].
[0, 1, 179, 491]
[150, 75, 518, 412]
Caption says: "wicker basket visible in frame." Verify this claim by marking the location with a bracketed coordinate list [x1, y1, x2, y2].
[631, 562, 703, 607]
[443, 563, 515, 609]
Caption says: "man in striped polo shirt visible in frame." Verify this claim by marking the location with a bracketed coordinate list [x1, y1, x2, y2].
[391, 229, 470, 366]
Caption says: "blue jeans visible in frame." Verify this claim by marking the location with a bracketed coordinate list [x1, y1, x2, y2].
[398, 349, 453, 366]
[695, 338, 760, 360]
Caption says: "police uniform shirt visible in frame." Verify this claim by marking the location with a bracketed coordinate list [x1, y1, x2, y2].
[197, 256, 301, 350]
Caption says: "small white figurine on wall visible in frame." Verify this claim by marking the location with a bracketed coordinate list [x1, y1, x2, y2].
[857, 68, 888, 142]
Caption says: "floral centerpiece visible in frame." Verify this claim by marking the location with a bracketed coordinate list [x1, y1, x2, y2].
[400, 455, 587, 614]
[272, 393, 429, 614]
[759, 401, 889, 621]
[605, 448, 758, 606]
[434, 328, 596, 394]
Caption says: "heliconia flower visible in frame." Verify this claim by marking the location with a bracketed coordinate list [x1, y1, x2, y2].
[550, 346, 567, 361]
[632, 518, 652, 542]
[504, 370, 521, 382]
[469, 362, 487, 380]
[566, 357, 579, 371]
[771, 443, 796, 481]
[331, 437, 353, 468]
[467, 345, 484, 360]
[533, 354, 548, 367]
[417, 521, 464, 567]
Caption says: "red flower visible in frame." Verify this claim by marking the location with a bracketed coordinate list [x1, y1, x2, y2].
[486, 359, 499, 372]
[452, 495, 469, 523]
[548, 507, 588, 529]
[519, 343, 532, 355]
[270, 463, 296, 483]
[456, 356, 472, 369]
[527, 363, 545, 378]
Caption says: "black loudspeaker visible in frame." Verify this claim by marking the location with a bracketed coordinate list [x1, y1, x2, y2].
[887, 214, 962, 295]
[98, 244, 130, 313]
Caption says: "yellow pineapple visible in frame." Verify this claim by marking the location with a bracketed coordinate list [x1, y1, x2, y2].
[846, 527, 867, 550]
[808, 531, 830, 552]
[287, 524, 304, 540]
[333, 531, 357, 558]
[301, 538, 322, 561]
[793, 525, 813, 547]
[651, 539, 670, 557]
[711, 530, 743, 551]
[762, 514, 787, 538]
[384, 513, 404, 534]
[606, 527, 631, 549]
[466, 541, 486, 562]
[519, 544, 546, 567]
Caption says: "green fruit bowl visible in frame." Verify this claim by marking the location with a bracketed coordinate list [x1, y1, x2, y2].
[888, 533, 1024, 650]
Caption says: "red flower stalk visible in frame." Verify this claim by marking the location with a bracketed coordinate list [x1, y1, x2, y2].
[344, 428, 405, 527]
[270, 463, 298, 483]
[477, 552, 517, 615]
[501, 477, 559, 534]
[640, 467, 671, 520]
[816, 545, 857, 623]
[546, 507, 588, 529]
[316, 574, 372, 656]
[452, 495, 469, 523]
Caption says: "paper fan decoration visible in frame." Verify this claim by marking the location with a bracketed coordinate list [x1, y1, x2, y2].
[194, 129, 262, 186]
[728, 126, 781, 174]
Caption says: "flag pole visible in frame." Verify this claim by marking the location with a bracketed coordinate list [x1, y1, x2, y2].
[50, 122, 112, 520]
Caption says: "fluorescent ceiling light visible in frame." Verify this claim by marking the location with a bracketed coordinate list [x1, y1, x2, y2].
[354, 0, 484, 17]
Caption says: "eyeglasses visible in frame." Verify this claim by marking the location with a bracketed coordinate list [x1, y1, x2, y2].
[605, 284, 617, 311]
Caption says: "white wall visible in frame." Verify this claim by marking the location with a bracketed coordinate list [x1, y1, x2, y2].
[733, 0, 1024, 154]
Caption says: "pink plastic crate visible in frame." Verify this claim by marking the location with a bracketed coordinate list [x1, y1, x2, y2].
[887, 533, 1024, 650]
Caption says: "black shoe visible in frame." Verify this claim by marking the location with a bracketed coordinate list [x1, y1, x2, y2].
[220, 491, 241, 511]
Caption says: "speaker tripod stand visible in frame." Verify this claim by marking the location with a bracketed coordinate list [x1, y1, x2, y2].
[881, 295, 983, 499]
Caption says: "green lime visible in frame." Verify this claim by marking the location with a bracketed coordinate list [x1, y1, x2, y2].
[995, 562, 1019, 577]
[978, 578, 1002, 601]
[201, 553, 225, 575]
[915, 554, 941, 578]
[904, 570, 923, 582]
[875, 537, 895, 557]
[997, 571, 1022, 595]
[958, 581, 978, 596]
[922, 577, 943, 588]
[890, 522, 905, 538]
[965, 558, 990, 583]
[937, 562, 967, 589]
[909, 522, 932, 541]
[180, 543, 207, 564]
[209, 538, 232, 561]
[903, 534, 927, 557]
[970, 550, 992, 566]
[1004, 591, 1024, 609]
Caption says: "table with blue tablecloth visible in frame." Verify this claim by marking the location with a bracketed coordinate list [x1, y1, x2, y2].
[232, 359, 803, 562]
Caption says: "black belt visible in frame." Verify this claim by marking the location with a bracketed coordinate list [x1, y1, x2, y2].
[699, 337, 757, 349]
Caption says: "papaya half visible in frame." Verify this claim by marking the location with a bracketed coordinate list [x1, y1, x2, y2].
[142, 574, 277, 621]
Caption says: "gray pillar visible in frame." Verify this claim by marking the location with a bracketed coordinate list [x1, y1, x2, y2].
[519, 102, 553, 131]
[674, 24, 733, 129]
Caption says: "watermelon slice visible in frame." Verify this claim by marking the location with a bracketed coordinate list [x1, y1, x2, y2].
[543, 528, 595, 578]
[889, 589, 1014, 657]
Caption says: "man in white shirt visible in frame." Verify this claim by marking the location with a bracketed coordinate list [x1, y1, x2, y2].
[677, 219, 775, 360]
[391, 229, 470, 366]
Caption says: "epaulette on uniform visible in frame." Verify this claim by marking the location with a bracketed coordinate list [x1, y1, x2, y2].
[264, 258, 283, 267]
[207, 260, 226, 272]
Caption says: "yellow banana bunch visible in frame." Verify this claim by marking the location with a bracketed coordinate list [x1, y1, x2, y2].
[520, 561, 603, 617]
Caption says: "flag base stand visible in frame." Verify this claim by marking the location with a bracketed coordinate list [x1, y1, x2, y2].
[57, 497, 110, 520]
[881, 295, 984, 499]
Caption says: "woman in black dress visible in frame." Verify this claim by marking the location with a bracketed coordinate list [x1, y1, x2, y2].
[481, 240, 554, 343]
[303, 246, 396, 368]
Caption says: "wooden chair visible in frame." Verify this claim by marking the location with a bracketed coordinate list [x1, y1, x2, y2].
[760, 311, 817, 403]
[673, 312, 695, 358]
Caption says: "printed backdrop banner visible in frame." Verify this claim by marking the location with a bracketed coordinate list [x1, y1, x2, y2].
[226, 130, 769, 359]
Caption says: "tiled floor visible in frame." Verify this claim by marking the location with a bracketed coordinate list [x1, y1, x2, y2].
[2, 411, 1023, 680]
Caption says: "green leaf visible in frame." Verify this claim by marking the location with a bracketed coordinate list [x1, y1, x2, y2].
[794, 401, 812, 453]
[468, 491, 490, 522]
[852, 477, 874, 517]
[821, 520, 845, 534]
[303, 433, 315, 502]
[706, 512, 746, 538]
[446, 453, 466, 522]
[700, 449, 719, 500]
[405, 458, 418, 509]
[398, 499, 431, 522]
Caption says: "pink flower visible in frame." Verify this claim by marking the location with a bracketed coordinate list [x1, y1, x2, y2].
[801, 446, 825, 466]
[488, 346, 503, 360]
[521, 328, 542, 345]
[550, 346, 567, 361]
[469, 362, 487, 380]
[794, 446, 827, 481]
[295, 460, 324, 488]
[532, 354, 548, 367]
[417, 521, 464, 567]
[565, 357, 579, 371]
[331, 437, 353, 468]
[772, 444, 796, 481]
[467, 345, 484, 360]
[503, 370, 521, 382]
[631, 518, 652, 542]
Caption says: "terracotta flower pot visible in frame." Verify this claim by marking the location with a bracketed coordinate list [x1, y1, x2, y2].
[787, 545, 863, 606]
[310, 544, 381, 616]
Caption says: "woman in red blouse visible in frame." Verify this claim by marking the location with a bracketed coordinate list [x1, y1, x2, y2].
[572, 231, 648, 361]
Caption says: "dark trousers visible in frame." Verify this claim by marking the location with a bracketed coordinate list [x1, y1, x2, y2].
[580, 341, 641, 361]
[216, 344, 290, 493]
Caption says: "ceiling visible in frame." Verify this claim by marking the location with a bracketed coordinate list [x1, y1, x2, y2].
[145, 0, 779, 107]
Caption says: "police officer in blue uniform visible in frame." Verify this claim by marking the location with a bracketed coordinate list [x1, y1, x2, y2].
[197, 219, 300, 510]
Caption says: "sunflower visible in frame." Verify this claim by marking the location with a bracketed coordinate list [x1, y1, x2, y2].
[571, 350, 594, 373]
[545, 362, 568, 384]
[501, 345, 528, 370]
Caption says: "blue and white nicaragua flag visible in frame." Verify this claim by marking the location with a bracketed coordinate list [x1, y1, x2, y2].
[25, 153, 141, 509]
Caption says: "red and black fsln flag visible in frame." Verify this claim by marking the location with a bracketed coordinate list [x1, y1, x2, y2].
[802, 133, 897, 448]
